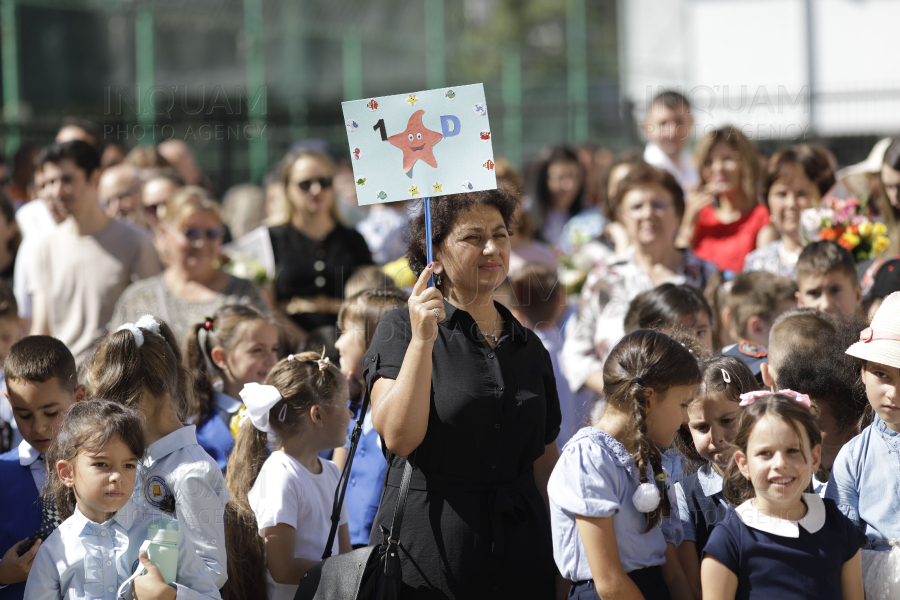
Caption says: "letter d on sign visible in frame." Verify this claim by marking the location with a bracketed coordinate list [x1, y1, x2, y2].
[440, 115, 461, 138]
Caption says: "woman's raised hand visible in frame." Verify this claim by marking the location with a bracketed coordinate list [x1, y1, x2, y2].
[409, 263, 445, 342]
[676, 185, 718, 247]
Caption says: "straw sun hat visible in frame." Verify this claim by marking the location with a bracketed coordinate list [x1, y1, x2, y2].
[846, 291, 900, 369]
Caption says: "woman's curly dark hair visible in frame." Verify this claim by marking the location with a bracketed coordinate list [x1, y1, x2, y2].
[405, 189, 519, 280]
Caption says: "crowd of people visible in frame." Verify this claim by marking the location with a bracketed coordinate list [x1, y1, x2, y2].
[0, 89, 897, 599]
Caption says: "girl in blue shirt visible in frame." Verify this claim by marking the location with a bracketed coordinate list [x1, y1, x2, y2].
[826, 291, 900, 596]
[331, 288, 408, 547]
[702, 393, 865, 600]
[24, 400, 220, 600]
[674, 355, 757, 597]
[184, 305, 279, 471]
[548, 329, 699, 600]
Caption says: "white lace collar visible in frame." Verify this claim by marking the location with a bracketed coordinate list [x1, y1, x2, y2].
[735, 493, 825, 538]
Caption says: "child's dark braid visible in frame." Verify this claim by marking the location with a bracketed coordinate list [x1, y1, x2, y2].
[628, 377, 671, 531]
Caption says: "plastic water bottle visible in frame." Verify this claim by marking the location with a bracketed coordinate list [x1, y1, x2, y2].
[144, 519, 179, 584]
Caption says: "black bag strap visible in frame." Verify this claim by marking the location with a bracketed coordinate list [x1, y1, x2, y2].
[387, 456, 413, 544]
[321, 386, 415, 560]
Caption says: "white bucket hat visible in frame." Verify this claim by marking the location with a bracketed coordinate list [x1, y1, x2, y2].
[846, 291, 900, 369]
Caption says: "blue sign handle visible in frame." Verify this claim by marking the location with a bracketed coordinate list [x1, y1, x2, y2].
[424, 197, 434, 287]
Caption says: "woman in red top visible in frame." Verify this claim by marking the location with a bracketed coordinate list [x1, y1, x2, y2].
[676, 125, 770, 272]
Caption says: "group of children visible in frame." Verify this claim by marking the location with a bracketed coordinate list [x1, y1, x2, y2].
[548, 283, 900, 599]
[0, 209, 896, 600]
[0, 282, 407, 600]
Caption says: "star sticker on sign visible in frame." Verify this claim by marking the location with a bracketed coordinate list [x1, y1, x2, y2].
[388, 110, 443, 173]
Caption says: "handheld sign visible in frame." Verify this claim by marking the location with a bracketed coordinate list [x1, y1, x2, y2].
[342, 84, 497, 287]
[341, 84, 496, 205]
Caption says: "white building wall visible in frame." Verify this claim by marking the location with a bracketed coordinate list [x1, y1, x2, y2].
[619, 0, 900, 139]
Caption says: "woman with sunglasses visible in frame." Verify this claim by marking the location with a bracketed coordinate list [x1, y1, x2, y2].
[266, 149, 372, 343]
[110, 185, 268, 345]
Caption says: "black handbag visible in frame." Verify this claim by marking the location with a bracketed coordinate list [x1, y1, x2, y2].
[293, 390, 412, 600]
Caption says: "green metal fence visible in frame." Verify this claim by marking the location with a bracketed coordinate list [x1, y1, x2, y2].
[0, 0, 625, 189]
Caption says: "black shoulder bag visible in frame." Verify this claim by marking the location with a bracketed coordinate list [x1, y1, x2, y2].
[293, 390, 412, 600]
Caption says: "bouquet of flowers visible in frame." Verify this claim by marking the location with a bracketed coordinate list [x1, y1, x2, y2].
[800, 195, 890, 262]
[219, 250, 277, 287]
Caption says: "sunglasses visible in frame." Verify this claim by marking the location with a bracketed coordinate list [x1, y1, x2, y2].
[181, 227, 223, 242]
[297, 177, 333, 192]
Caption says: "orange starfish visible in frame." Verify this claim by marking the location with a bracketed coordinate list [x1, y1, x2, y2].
[388, 110, 443, 173]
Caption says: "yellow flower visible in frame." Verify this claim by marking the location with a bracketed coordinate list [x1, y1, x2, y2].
[874, 236, 890, 255]
[842, 233, 861, 247]
[859, 221, 874, 237]
[874, 222, 888, 236]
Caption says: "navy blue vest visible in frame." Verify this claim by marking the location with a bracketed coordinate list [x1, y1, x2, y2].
[680, 471, 729, 558]
[0, 448, 42, 600]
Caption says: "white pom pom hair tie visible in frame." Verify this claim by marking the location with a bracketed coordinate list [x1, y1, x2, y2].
[632, 477, 661, 513]
[115, 314, 162, 348]
[632, 472, 670, 516]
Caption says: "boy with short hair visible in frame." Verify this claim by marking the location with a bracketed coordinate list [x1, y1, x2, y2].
[795, 240, 862, 318]
[642, 90, 698, 192]
[724, 272, 798, 349]
[0, 336, 85, 599]
[760, 307, 835, 391]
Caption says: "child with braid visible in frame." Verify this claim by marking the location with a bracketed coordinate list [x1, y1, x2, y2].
[549, 330, 700, 600]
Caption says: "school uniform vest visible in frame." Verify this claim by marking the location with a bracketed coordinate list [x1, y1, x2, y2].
[195, 413, 234, 472]
[0, 448, 42, 600]
[681, 472, 728, 558]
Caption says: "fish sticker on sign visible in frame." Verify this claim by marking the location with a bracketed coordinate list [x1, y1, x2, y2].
[341, 84, 497, 205]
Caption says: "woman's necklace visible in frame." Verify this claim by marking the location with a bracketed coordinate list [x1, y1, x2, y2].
[482, 312, 501, 345]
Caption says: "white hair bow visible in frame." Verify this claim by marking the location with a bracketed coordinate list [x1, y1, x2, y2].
[239, 382, 284, 434]
[115, 315, 162, 348]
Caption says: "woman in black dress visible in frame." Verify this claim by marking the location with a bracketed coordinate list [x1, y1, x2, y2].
[363, 190, 561, 599]
[267, 149, 372, 339]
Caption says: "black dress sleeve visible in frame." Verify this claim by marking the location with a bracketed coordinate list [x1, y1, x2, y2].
[541, 345, 562, 445]
[363, 307, 412, 392]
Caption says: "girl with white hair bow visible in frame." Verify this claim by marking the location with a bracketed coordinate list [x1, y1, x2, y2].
[86, 313, 231, 590]
[224, 351, 353, 600]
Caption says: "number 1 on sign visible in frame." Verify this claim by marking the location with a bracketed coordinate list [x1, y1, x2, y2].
[373, 119, 387, 141]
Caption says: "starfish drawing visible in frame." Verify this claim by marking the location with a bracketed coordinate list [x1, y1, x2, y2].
[388, 110, 443, 173]
[409, 185, 419, 196]
[407, 94, 418, 106]
[433, 182, 442, 193]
